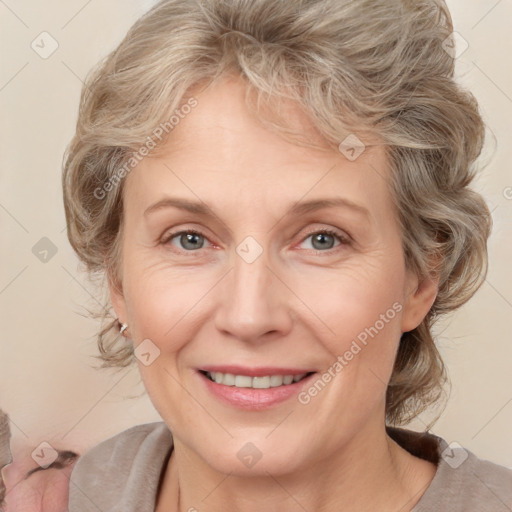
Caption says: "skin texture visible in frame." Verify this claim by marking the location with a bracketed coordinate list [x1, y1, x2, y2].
[110, 75, 439, 512]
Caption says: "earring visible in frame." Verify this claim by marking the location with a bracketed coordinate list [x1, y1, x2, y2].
[119, 323, 129, 336]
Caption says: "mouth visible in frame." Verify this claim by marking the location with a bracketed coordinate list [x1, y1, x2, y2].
[197, 366, 317, 409]
[200, 370, 315, 389]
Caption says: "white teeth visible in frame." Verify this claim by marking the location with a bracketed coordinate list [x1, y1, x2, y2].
[206, 371, 309, 389]
[270, 375, 284, 387]
[283, 375, 294, 385]
[223, 373, 236, 386]
[253, 376, 270, 389]
[234, 375, 252, 388]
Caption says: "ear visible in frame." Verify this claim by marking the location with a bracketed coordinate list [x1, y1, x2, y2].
[401, 269, 439, 333]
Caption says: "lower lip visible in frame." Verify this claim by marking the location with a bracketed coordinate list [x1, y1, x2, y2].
[198, 371, 316, 410]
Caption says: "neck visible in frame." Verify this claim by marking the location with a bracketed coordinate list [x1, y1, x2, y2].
[156, 418, 436, 512]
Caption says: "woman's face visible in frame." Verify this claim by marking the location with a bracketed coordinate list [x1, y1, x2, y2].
[111, 75, 437, 476]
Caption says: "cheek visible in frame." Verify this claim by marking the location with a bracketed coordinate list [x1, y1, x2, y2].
[123, 245, 407, 351]
[121, 266, 212, 417]
[293, 257, 406, 344]
[289, 256, 407, 407]
[123, 262, 206, 348]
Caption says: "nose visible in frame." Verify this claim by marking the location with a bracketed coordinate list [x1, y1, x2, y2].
[213, 243, 293, 344]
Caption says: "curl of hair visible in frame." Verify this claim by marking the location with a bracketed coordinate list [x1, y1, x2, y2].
[62, 0, 492, 426]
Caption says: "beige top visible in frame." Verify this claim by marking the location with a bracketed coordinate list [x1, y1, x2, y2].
[68, 421, 512, 511]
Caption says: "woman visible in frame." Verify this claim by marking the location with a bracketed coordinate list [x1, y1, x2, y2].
[62, 0, 512, 510]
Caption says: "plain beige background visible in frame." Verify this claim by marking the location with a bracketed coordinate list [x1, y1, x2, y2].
[1, 0, 511, 467]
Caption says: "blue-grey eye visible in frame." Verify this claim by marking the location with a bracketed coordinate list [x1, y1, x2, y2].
[177, 232, 205, 250]
[301, 230, 342, 251]
[164, 230, 208, 251]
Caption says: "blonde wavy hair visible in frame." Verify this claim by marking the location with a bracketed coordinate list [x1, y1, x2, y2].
[62, 0, 492, 426]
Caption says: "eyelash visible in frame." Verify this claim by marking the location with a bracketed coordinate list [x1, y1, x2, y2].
[160, 227, 350, 255]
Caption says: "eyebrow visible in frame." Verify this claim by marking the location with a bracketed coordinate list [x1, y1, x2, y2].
[143, 197, 370, 220]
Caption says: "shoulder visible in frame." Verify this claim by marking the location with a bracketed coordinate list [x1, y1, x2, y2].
[422, 448, 512, 511]
[457, 449, 512, 510]
[68, 421, 173, 512]
[392, 427, 512, 512]
[71, 421, 172, 474]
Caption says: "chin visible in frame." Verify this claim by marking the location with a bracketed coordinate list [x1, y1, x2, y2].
[194, 436, 307, 477]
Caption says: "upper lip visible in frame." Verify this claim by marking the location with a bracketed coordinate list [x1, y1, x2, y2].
[199, 365, 316, 377]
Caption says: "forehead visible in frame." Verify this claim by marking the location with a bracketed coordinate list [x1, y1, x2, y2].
[124, 76, 392, 223]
